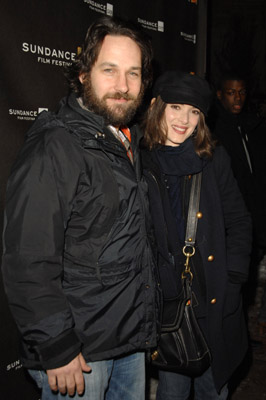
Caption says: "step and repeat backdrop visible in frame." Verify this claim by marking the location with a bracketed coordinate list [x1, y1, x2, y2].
[0, 0, 206, 397]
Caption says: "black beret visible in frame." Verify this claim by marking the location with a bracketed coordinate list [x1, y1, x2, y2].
[152, 70, 212, 116]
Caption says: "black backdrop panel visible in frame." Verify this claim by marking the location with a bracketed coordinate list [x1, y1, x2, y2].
[0, 0, 201, 398]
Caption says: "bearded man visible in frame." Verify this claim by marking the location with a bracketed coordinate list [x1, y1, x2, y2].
[2, 16, 160, 400]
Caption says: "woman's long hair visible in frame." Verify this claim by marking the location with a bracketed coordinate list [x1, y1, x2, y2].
[142, 96, 215, 159]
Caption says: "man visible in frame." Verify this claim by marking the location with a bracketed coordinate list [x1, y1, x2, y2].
[209, 74, 254, 208]
[217, 76, 247, 115]
[2, 16, 160, 400]
[208, 73, 266, 298]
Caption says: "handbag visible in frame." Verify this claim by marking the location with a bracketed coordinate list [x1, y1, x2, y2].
[151, 172, 211, 375]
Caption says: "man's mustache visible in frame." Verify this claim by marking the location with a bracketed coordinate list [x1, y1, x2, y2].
[104, 92, 135, 101]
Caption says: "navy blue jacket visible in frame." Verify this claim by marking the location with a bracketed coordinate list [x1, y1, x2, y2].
[142, 144, 252, 391]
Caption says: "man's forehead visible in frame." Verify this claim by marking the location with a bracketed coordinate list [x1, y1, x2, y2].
[95, 34, 142, 65]
[100, 34, 140, 51]
[222, 80, 246, 90]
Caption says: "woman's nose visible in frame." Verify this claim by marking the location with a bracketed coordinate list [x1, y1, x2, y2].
[179, 111, 189, 123]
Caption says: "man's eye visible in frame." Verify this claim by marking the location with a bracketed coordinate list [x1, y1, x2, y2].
[129, 71, 140, 77]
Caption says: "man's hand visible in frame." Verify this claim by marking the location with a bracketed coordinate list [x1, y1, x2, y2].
[47, 353, 91, 396]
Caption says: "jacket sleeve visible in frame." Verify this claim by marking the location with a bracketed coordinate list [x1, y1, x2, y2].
[2, 126, 83, 369]
[213, 145, 253, 283]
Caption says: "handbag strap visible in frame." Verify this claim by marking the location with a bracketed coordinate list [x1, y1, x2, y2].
[182, 172, 202, 282]
[185, 173, 202, 247]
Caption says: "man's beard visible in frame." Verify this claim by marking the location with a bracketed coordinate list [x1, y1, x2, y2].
[82, 76, 144, 126]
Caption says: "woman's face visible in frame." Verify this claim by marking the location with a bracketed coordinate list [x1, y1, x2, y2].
[163, 103, 200, 146]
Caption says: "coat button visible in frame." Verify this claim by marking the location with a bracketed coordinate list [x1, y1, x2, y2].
[208, 255, 214, 261]
[210, 298, 217, 304]
[146, 284, 150, 289]
[197, 212, 203, 218]
[151, 350, 159, 360]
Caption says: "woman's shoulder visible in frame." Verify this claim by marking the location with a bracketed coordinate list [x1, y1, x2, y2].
[204, 143, 240, 195]
[202, 144, 233, 182]
[211, 143, 231, 166]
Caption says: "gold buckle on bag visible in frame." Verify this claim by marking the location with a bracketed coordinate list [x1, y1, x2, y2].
[182, 245, 195, 282]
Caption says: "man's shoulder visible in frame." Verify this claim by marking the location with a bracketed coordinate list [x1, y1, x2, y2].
[25, 110, 78, 147]
[9, 112, 84, 183]
[13, 111, 83, 173]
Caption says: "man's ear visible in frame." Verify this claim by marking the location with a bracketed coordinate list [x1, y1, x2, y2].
[79, 74, 86, 84]
[216, 90, 222, 100]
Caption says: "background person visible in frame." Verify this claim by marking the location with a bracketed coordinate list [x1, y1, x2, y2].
[208, 73, 266, 270]
[1, 16, 160, 400]
[208, 75, 253, 215]
[141, 70, 252, 399]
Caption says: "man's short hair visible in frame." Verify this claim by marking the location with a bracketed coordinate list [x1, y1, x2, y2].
[65, 16, 153, 96]
[217, 71, 247, 91]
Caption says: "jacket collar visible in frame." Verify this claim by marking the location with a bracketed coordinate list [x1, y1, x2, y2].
[58, 92, 143, 146]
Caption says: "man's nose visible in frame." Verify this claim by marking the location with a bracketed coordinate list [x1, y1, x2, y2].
[114, 73, 129, 93]
[235, 91, 241, 100]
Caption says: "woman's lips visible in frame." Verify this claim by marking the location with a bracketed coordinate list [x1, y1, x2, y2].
[172, 125, 187, 134]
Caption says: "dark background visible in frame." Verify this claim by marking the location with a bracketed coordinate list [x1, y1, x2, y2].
[0, 0, 265, 397]
[209, 0, 266, 106]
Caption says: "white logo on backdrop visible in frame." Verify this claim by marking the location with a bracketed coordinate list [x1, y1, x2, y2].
[180, 32, 197, 44]
[6, 360, 23, 372]
[22, 43, 76, 67]
[9, 108, 48, 121]
[137, 18, 164, 32]
[83, 0, 113, 16]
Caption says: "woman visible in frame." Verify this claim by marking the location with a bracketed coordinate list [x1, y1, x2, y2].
[141, 71, 252, 399]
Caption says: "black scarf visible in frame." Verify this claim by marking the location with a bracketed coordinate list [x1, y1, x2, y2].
[155, 137, 208, 240]
[155, 136, 206, 176]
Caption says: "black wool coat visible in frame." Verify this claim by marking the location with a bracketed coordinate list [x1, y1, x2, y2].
[142, 144, 252, 391]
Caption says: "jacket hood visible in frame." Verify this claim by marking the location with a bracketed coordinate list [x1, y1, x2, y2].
[26, 92, 143, 147]
[57, 93, 106, 139]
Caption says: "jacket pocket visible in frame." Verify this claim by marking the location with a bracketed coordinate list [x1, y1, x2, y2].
[223, 282, 242, 318]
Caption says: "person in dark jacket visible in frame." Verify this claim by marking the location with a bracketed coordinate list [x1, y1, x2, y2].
[141, 71, 252, 399]
[208, 73, 266, 263]
[1, 16, 160, 400]
[210, 76, 253, 207]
